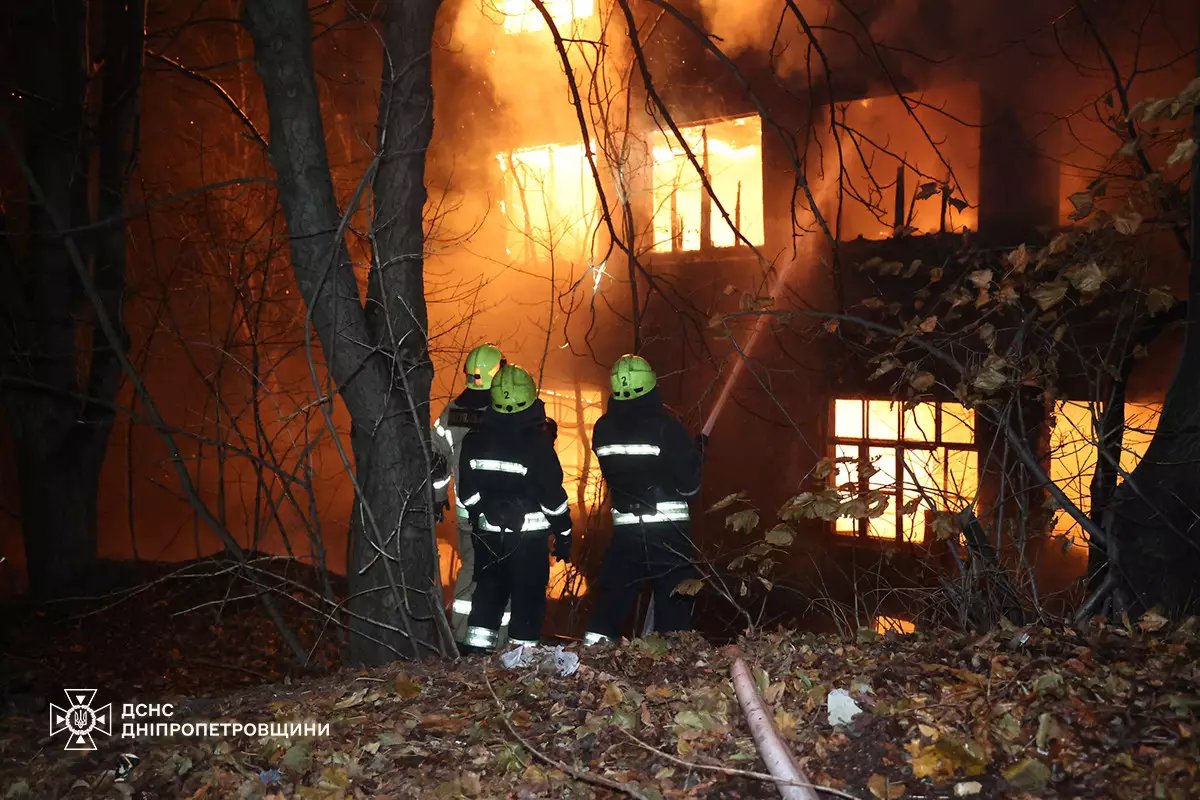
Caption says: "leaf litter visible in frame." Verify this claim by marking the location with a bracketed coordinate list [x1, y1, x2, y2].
[1, 619, 1197, 798]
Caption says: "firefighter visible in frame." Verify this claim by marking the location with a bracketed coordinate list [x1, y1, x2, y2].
[456, 364, 572, 652]
[583, 355, 705, 644]
[431, 343, 508, 645]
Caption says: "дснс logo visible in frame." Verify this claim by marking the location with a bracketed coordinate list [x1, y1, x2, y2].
[49, 689, 112, 751]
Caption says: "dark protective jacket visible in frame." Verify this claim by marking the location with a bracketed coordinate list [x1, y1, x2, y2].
[457, 400, 572, 535]
[591, 387, 702, 516]
[431, 388, 491, 508]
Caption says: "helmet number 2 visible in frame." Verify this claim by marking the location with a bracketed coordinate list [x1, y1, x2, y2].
[504, 390, 511, 399]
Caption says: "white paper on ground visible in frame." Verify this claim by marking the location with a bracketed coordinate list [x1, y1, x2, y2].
[499, 644, 580, 677]
[826, 688, 863, 726]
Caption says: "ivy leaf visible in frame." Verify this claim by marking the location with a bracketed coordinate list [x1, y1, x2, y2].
[1007, 244, 1030, 273]
[1068, 262, 1105, 294]
[869, 357, 902, 380]
[708, 491, 745, 512]
[812, 457, 836, 480]
[1166, 138, 1197, 167]
[932, 512, 960, 540]
[1112, 212, 1143, 235]
[973, 355, 1009, 394]
[910, 371, 936, 392]
[1031, 281, 1069, 311]
[1067, 191, 1094, 220]
[672, 578, 704, 597]
[1048, 232, 1073, 254]
[765, 525, 795, 547]
[725, 509, 760, 533]
[1146, 287, 1176, 316]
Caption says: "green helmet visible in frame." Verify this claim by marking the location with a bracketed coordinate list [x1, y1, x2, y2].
[611, 354, 656, 399]
[491, 364, 537, 413]
[464, 343, 506, 390]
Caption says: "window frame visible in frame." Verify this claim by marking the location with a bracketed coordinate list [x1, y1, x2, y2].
[829, 398, 977, 543]
[650, 113, 765, 255]
[497, 141, 601, 264]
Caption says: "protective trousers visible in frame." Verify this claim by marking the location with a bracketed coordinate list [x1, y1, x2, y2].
[450, 512, 511, 645]
[586, 521, 698, 642]
[463, 527, 550, 649]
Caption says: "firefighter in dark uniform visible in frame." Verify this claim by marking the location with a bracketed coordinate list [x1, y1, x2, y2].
[431, 343, 508, 645]
[456, 364, 572, 652]
[584, 355, 705, 644]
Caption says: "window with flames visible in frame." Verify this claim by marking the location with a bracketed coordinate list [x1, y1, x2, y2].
[496, 0, 596, 34]
[498, 143, 600, 263]
[652, 115, 764, 253]
[832, 399, 976, 541]
[1048, 401, 1159, 549]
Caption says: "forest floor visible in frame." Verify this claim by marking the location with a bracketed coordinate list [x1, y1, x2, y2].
[0, 561, 1198, 799]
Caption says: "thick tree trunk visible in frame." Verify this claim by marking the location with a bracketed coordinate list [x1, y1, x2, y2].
[1104, 46, 1200, 617]
[345, 0, 445, 666]
[0, 0, 137, 598]
[244, 0, 446, 663]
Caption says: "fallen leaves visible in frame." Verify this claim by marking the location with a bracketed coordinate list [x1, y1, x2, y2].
[1031, 280, 1069, 311]
[1002, 758, 1050, 791]
[3, 620, 1199, 800]
[868, 772, 906, 799]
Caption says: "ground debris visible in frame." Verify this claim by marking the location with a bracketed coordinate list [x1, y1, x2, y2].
[1, 621, 1197, 799]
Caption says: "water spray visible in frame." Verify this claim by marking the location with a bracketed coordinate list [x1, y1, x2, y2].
[701, 256, 802, 437]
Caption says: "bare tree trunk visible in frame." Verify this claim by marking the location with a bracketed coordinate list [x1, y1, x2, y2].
[1, 0, 141, 598]
[1104, 40, 1200, 617]
[347, 0, 444, 665]
[243, 0, 446, 663]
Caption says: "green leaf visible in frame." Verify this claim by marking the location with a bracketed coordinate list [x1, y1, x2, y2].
[726, 508, 760, 533]
[764, 524, 795, 547]
[611, 707, 637, 730]
[281, 741, 312, 773]
[4, 780, 31, 800]
[1003, 758, 1050, 791]
[1032, 671, 1064, 696]
[634, 634, 671, 657]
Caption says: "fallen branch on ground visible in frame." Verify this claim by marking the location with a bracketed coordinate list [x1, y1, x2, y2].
[728, 646, 821, 800]
[615, 726, 862, 799]
[483, 669, 653, 800]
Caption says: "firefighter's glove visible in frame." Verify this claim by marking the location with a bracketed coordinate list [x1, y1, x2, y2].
[694, 433, 709, 460]
[552, 532, 572, 564]
[544, 417, 558, 443]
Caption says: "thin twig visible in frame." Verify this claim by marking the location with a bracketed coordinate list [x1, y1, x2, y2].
[483, 670, 652, 800]
[615, 727, 863, 800]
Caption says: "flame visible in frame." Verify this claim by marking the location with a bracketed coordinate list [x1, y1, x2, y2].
[803, 83, 981, 240]
[652, 115, 764, 253]
[873, 615, 915, 634]
[543, 385, 604, 598]
[1049, 401, 1159, 549]
[499, 142, 600, 263]
[832, 399, 976, 540]
[497, 0, 596, 35]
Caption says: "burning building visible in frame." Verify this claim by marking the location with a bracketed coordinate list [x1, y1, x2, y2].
[1, 0, 1195, 637]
